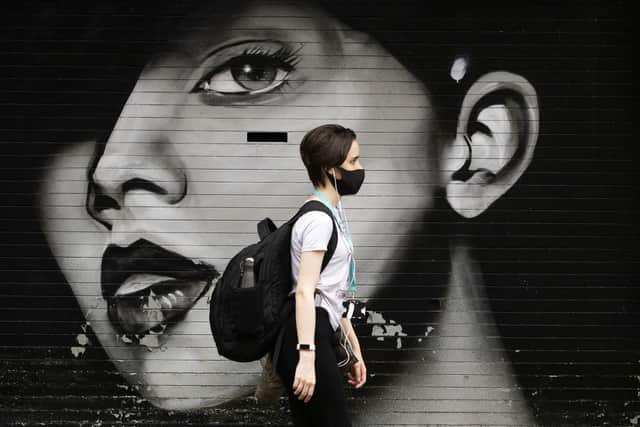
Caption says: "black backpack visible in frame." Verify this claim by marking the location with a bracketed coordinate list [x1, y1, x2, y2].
[209, 200, 338, 362]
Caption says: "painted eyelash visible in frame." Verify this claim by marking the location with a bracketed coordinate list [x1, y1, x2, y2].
[239, 44, 301, 70]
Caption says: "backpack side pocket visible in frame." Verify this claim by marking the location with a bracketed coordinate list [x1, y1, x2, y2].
[231, 286, 264, 337]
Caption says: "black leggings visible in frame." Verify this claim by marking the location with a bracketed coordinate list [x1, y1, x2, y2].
[275, 305, 351, 427]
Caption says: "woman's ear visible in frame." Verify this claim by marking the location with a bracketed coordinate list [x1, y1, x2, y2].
[321, 167, 337, 187]
[442, 71, 539, 218]
[326, 167, 340, 180]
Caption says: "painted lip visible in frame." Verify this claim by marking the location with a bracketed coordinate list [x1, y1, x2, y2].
[101, 239, 219, 337]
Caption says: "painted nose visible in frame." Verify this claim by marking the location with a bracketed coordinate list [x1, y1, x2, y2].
[86, 137, 187, 228]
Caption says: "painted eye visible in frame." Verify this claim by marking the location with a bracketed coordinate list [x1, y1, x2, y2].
[193, 47, 298, 96]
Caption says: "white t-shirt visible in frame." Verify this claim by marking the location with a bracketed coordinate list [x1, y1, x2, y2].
[289, 199, 352, 330]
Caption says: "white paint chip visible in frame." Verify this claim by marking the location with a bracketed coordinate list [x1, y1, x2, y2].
[450, 56, 468, 83]
[70, 323, 92, 357]
[366, 310, 385, 324]
[76, 333, 89, 346]
[70, 346, 85, 357]
[368, 309, 407, 348]
[371, 325, 386, 336]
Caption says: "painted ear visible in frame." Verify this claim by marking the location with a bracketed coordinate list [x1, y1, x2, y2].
[442, 71, 539, 218]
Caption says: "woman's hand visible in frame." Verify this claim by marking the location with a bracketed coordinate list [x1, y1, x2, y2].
[347, 358, 367, 388]
[292, 350, 316, 402]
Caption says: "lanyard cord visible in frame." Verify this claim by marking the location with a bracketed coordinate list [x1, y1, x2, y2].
[311, 188, 357, 296]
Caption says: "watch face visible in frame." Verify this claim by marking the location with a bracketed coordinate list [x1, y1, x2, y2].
[297, 344, 315, 351]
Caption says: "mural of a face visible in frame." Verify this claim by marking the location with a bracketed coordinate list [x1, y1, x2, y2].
[37, 0, 539, 415]
[38, 0, 437, 410]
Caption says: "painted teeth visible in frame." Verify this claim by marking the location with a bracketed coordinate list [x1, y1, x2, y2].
[174, 290, 184, 297]
[167, 292, 178, 304]
[160, 295, 173, 309]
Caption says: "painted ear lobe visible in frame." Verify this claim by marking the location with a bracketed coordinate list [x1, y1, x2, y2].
[443, 71, 540, 218]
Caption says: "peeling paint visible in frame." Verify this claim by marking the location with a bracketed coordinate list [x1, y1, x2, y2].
[70, 346, 85, 357]
[366, 310, 385, 325]
[70, 321, 92, 358]
[76, 333, 89, 346]
[368, 309, 407, 348]
[371, 324, 386, 340]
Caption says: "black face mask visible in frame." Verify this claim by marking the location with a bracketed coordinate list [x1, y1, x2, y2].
[328, 166, 365, 195]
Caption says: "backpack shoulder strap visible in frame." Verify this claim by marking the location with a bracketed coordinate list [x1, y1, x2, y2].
[293, 200, 338, 272]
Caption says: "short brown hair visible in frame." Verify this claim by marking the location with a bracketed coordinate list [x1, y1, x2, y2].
[299, 124, 357, 187]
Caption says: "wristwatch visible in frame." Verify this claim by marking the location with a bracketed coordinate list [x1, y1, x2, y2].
[296, 343, 316, 351]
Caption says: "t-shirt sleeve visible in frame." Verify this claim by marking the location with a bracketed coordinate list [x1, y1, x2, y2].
[296, 211, 333, 252]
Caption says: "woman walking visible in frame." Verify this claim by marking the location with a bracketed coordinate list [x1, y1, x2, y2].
[275, 124, 367, 426]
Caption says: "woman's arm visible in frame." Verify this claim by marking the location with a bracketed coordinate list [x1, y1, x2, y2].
[292, 249, 324, 403]
[339, 316, 362, 359]
[340, 316, 367, 388]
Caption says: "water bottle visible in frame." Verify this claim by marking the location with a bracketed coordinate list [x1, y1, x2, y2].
[240, 257, 255, 288]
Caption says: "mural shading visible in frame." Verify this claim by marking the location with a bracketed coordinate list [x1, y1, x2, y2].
[1, 0, 636, 425]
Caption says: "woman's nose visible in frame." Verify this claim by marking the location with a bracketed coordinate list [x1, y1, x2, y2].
[86, 136, 187, 228]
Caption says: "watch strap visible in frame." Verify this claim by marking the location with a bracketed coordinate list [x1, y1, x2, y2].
[296, 343, 316, 351]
